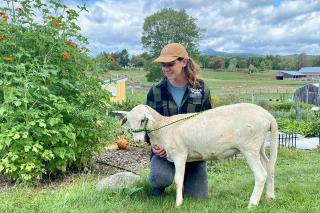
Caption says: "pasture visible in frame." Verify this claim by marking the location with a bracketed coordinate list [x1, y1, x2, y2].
[105, 69, 318, 104]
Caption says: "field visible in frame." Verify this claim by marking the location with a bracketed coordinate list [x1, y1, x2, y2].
[1, 148, 320, 212]
[104, 69, 319, 104]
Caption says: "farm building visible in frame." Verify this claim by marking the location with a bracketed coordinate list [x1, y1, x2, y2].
[299, 67, 320, 78]
[101, 77, 128, 104]
[277, 71, 306, 79]
[293, 83, 320, 106]
[277, 67, 320, 80]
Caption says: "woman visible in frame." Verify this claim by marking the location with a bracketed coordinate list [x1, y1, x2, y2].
[146, 43, 213, 198]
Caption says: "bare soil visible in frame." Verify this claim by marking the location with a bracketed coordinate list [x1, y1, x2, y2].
[95, 144, 151, 176]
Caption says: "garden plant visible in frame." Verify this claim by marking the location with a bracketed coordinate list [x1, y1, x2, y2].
[0, 0, 117, 183]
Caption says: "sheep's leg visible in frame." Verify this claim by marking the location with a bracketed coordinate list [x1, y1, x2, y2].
[243, 151, 267, 208]
[260, 149, 275, 201]
[172, 154, 187, 207]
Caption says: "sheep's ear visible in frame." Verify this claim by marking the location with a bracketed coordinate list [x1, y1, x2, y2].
[120, 116, 127, 126]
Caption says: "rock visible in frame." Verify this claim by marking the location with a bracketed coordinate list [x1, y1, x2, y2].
[96, 172, 141, 191]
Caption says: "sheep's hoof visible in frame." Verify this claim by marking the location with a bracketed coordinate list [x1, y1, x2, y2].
[247, 203, 258, 209]
[175, 200, 183, 208]
[266, 195, 275, 202]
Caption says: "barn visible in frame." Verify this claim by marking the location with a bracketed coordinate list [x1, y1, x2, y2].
[293, 83, 320, 106]
[277, 71, 306, 79]
[299, 67, 320, 78]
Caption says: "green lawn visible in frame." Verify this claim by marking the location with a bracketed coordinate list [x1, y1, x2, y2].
[1, 148, 320, 212]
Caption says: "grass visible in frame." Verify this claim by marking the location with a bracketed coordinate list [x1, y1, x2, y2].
[1, 148, 320, 212]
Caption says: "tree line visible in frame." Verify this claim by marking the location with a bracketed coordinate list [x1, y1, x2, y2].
[95, 8, 320, 81]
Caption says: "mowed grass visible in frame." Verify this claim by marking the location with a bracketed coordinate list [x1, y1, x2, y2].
[1, 148, 320, 213]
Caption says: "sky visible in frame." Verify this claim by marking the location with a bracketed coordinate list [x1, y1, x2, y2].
[8, 0, 320, 56]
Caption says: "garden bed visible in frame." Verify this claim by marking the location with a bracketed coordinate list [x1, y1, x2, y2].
[96, 144, 150, 175]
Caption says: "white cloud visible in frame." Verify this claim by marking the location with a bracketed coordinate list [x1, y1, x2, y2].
[65, 0, 320, 55]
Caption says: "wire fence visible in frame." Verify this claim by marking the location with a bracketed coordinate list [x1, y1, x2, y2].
[214, 88, 294, 104]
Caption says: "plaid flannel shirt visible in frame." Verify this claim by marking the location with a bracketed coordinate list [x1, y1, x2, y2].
[146, 78, 213, 116]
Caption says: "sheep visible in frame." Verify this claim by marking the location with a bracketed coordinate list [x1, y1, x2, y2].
[121, 103, 278, 208]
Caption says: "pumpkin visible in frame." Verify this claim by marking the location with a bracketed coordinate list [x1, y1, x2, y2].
[117, 138, 128, 149]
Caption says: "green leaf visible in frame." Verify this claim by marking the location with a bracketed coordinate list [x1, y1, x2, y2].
[39, 122, 46, 128]
[48, 117, 61, 127]
[14, 100, 22, 107]
[53, 147, 66, 159]
[12, 133, 20, 140]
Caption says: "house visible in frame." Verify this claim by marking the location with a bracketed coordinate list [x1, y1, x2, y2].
[277, 67, 320, 80]
[101, 77, 128, 104]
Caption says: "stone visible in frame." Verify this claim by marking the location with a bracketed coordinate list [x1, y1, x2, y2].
[96, 172, 141, 191]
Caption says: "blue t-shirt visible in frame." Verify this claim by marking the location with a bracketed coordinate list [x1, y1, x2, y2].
[167, 80, 187, 108]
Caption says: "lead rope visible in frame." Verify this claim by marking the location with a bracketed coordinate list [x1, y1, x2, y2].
[131, 112, 202, 134]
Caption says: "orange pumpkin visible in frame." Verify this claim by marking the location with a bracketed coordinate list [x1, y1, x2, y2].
[117, 138, 128, 149]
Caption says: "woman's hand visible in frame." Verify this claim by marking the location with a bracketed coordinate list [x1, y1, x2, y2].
[151, 143, 167, 158]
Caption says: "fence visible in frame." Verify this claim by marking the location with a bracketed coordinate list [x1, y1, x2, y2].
[278, 133, 320, 149]
[214, 88, 294, 105]
[278, 133, 298, 148]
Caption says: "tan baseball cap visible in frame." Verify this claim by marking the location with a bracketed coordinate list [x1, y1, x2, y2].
[154, 43, 190, 62]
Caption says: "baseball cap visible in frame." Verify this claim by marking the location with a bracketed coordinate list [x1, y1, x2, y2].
[154, 43, 190, 63]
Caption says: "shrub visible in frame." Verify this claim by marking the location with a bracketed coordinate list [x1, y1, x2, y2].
[0, 0, 117, 182]
[278, 119, 320, 137]
[211, 96, 219, 107]
[269, 101, 312, 111]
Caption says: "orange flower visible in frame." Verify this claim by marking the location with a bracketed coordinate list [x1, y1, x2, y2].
[107, 55, 116, 62]
[3, 57, 14, 61]
[2, 15, 9, 21]
[64, 40, 78, 47]
[63, 52, 70, 59]
[65, 40, 73, 45]
[52, 21, 61, 27]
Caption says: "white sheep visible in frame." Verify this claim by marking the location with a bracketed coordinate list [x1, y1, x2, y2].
[121, 103, 278, 208]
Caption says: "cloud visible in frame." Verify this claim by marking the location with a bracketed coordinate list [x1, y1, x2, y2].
[67, 0, 320, 55]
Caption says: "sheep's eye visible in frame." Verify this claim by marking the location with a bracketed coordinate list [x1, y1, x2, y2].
[140, 119, 145, 126]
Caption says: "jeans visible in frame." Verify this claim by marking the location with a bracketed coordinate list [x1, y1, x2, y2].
[149, 154, 208, 199]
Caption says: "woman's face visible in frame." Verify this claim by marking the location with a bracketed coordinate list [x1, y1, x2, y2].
[161, 58, 188, 82]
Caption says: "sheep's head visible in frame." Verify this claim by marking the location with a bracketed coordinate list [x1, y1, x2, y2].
[121, 105, 154, 143]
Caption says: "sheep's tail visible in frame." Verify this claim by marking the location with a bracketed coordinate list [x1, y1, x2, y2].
[268, 115, 278, 177]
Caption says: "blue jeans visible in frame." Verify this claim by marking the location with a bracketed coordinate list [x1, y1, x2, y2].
[149, 154, 208, 199]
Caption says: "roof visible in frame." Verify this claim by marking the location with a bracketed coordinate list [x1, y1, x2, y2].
[280, 71, 306, 76]
[299, 67, 320, 74]
[102, 77, 128, 85]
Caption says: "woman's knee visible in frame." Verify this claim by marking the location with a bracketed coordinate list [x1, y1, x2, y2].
[149, 156, 175, 188]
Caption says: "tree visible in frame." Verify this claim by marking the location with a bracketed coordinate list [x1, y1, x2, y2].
[248, 64, 258, 74]
[227, 64, 237, 72]
[141, 8, 201, 57]
[118, 49, 130, 67]
[298, 53, 309, 69]
[208, 57, 224, 70]
[131, 52, 152, 67]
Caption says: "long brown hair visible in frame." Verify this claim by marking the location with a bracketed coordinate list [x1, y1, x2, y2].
[182, 58, 202, 88]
